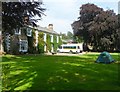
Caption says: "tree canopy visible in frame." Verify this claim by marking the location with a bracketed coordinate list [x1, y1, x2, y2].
[71, 3, 120, 52]
[61, 31, 73, 40]
[2, 0, 46, 33]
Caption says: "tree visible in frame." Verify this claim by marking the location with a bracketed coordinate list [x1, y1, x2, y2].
[2, 0, 46, 33]
[67, 31, 73, 39]
[61, 31, 74, 41]
[61, 33, 68, 40]
[72, 3, 119, 52]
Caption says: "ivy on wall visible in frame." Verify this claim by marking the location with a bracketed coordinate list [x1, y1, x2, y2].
[53, 35, 57, 52]
[38, 32, 44, 53]
[46, 33, 51, 52]
[46, 34, 62, 52]
[27, 28, 35, 53]
[3, 25, 63, 54]
[28, 29, 63, 53]
[58, 36, 62, 46]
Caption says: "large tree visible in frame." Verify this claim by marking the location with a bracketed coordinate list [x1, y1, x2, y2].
[67, 31, 73, 39]
[72, 3, 120, 52]
[2, 0, 46, 33]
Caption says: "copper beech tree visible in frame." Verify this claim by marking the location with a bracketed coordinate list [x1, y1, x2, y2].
[2, 0, 46, 33]
[72, 3, 120, 52]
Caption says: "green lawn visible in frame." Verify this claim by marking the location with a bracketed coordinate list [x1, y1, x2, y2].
[1, 53, 120, 91]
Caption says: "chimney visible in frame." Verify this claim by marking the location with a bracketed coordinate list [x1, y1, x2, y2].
[48, 24, 53, 31]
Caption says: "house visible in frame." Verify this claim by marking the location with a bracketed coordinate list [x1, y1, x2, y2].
[33, 24, 62, 53]
[2, 24, 62, 54]
[3, 26, 32, 54]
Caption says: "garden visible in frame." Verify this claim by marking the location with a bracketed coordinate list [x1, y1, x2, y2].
[1, 53, 120, 90]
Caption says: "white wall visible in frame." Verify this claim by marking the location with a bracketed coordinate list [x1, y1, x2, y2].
[43, 33, 47, 52]
[35, 30, 38, 47]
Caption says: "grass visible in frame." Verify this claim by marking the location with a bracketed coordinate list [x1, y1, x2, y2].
[1, 53, 120, 91]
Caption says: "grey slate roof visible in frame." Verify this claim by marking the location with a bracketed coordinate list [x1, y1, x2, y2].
[36, 26, 59, 35]
[26, 25, 59, 35]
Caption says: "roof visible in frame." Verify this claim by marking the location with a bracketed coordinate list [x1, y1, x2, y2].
[25, 25, 59, 35]
[36, 26, 59, 35]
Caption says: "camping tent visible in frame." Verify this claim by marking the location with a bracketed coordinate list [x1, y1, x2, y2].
[95, 51, 115, 64]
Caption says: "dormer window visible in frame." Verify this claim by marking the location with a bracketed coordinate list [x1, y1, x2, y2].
[27, 28, 32, 37]
[15, 28, 21, 35]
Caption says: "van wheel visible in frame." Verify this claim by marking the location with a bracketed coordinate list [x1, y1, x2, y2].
[69, 50, 73, 54]
[76, 51, 79, 54]
[80, 51, 82, 53]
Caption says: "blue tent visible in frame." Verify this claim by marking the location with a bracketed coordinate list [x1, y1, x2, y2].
[95, 51, 115, 64]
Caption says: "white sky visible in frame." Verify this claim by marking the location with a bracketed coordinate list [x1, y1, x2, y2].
[37, 0, 119, 34]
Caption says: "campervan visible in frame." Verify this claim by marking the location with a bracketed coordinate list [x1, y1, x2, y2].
[57, 43, 83, 53]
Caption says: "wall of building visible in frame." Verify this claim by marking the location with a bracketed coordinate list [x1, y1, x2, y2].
[2, 25, 62, 54]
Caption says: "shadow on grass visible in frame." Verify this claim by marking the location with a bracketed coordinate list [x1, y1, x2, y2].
[2, 54, 120, 91]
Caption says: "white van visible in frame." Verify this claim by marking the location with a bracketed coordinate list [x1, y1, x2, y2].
[57, 43, 83, 53]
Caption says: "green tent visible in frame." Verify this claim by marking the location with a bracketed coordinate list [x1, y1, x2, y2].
[95, 51, 115, 64]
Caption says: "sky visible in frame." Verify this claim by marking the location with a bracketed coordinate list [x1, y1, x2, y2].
[37, 0, 120, 34]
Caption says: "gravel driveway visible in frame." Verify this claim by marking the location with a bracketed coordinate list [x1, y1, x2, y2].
[45, 52, 84, 56]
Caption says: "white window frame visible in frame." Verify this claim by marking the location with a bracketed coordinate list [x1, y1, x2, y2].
[27, 28, 32, 37]
[35, 31, 38, 47]
[50, 35, 53, 42]
[44, 33, 46, 42]
[57, 36, 59, 43]
[51, 44, 54, 52]
[19, 40, 28, 52]
[15, 28, 21, 35]
[5, 34, 11, 51]
[44, 44, 47, 52]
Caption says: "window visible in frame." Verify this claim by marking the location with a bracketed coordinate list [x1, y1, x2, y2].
[51, 44, 54, 52]
[19, 40, 28, 52]
[15, 28, 21, 35]
[59, 46, 62, 49]
[5, 34, 11, 52]
[50, 35, 53, 42]
[43, 33, 46, 42]
[63, 46, 76, 49]
[57, 36, 59, 43]
[27, 28, 32, 37]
